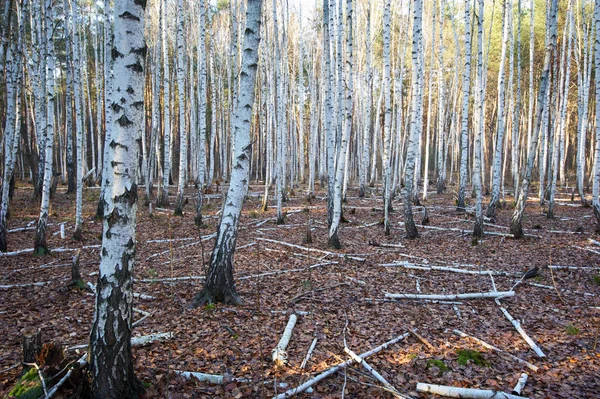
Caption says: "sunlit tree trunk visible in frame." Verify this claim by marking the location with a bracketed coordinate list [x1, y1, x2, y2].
[190, 0, 262, 306]
[382, 0, 392, 235]
[158, 0, 172, 207]
[473, 0, 484, 238]
[457, 0, 472, 211]
[174, 0, 188, 216]
[592, 0, 600, 228]
[73, 0, 85, 240]
[402, 0, 422, 239]
[487, 0, 510, 220]
[34, 0, 57, 256]
[328, 0, 353, 248]
[510, 0, 559, 238]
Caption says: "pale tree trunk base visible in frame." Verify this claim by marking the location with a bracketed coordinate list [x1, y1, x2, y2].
[72, 226, 82, 241]
[328, 229, 341, 249]
[173, 193, 185, 216]
[189, 287, 242, 308]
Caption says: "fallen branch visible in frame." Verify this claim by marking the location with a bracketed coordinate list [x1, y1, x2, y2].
[272, 314, 298, 366]
[300, 338, 317, 369]
[384, 291, 514, 301]
[256, 237, 366, 261]
[344, 346, 408, 398]
[0, 280, 55, 289]
[45, 354, 87, 399]
[496, 304, 546, 358]
[453, 329, 538, 372]
[379, 262, 518, 277]
[131, 332, 173, 346]
[512, 373, 528, 395]
[272, 332, 409, 399]
[416, 383, 528, 399]
[175, 370, 226, 384]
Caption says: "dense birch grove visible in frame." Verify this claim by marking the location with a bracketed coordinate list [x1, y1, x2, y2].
[0, 0, 600, 395]
[1, 0, 599, 251]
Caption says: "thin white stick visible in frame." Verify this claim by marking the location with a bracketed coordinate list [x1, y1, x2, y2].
[175, 370, 225, 384]
[300, 338, 318, 369]
[511, 373, 528, 395]
[272, 314, 298, 366]
[343, 347, 407, 398]
[384, 291, 514, 300]
[131, 332, 173, 346]
[496, 304, 546, 358]
[46, 354, 87, 399]
[345, 276, 367, 285]
[416, 383, 528, 399]
[256, 237, 366, 261]
[272, 332, 409, 399]
[453, 329, 538, 372]
[379, 262, 518, 277]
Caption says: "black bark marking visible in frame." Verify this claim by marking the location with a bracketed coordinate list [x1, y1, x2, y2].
[111, 47, 124, 60]
[126, 61, 144, 73]
[119, 11, 140, 21]
[116, 114, 133, 127]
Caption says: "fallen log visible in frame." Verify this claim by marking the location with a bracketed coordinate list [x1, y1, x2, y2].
[379, 262, 518, 277]
[512, 373, 528, 395]
[344, 346, 408, 398]
[496, 304, 546, 358]
[272, 314, 298, 366]
[384, 291, 514, 301]
[416, 383, 528, 399]
[300, 338, 317, 369]
[272, 332, 409, 399]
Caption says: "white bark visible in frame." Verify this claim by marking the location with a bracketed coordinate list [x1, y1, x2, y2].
[328, 0, 353, 248]
[487, 0, 511, 219]
[174, 0, 188, 215]
[273, 332, 409, 399]
[457, 0, 472, 211]
[416, 383, 528, 399]
[34, 0, 57, 255]
[384, 291, 515, 300]
[496, 303, 546, 358]
[512, 374, 528, 395]
[159, 0, 172, 206]
[592, 0, 600, 225]
[89, 0, 146, 394]
[272, 314, 298, 366]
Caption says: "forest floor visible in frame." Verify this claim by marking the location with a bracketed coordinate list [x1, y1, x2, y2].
[1, 181, 599, 399]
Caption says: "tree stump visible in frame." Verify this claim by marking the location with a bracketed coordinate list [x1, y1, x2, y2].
[22, 329, 42, 365]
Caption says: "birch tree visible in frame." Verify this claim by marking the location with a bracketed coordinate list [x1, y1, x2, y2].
[190, 0, 263, 306]
[473, 0, 484, 237]
[457, 0, 472, 211]
[0, 7, 22, 252]
[88, 0, 146, 396]
[328, 0, 353, 248]
[487, 0, 510, 220]
[592, 0, 600, 228]
[174, 0, 188, 216]
[33, 0, 57, 256]
[402, 0, 423, 239]
[158, 0, 172, 207]
[510, 0, 559, 238]
[382, 0, 392, 235]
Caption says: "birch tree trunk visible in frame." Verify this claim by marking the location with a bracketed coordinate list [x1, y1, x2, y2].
[174, 0, 188, 216]
[457, 0, 472, 211]
[592, 0, 600, 228]
[190, 0, 262, 306]
[158, 0, 171, 207]
[0, 29, 21, 252]
[510, 0, 559, 238]
[89, 1, 146, 396]
[402, 0, 422, 239]
[473, 0, 484, 237]
[382, 0, 392, 235]
[487, 0, 510, 220]
[34, 0, 57, 256]
[73, 0, 85, 240]
[196, 0, 208, 226]
[328, 0, 353, 248]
